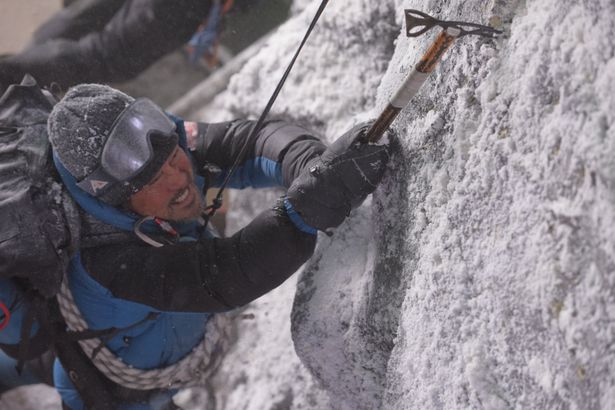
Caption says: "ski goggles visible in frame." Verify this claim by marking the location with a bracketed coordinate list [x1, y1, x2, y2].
[77, 98, 178, 196]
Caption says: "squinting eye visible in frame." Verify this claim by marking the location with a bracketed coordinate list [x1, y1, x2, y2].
[170, 149, 181, 164]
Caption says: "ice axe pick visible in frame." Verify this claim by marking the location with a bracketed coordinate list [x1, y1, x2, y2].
[362, 9, 502, 143]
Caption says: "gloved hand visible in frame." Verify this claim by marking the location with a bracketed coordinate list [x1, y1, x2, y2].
[285, 122, 390, 233]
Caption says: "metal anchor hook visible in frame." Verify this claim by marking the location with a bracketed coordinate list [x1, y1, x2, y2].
[405, 9, 503, 38]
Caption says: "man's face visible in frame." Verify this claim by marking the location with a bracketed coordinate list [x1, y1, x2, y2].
[129, 146, 203, 221]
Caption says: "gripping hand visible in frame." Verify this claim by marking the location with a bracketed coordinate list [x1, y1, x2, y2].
[285, 123, 390, 232]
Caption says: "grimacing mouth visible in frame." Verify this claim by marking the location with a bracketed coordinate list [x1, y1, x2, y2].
[168, 168, 196, 207]
[171, 186, 190, 205]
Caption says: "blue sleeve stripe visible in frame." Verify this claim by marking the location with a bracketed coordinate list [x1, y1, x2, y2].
[283, 198, 317, 235]
[213, 157, 284, 189]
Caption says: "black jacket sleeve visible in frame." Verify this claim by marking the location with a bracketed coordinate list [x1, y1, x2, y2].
[79, 119, 326, 312]
[191, 119, 327, 187]
[0, 0, 212, 89]
[81, 205, 316, 312]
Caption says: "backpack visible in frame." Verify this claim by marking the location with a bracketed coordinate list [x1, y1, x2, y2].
[0, 74, 80, 298]
[0, 77, 164, 409]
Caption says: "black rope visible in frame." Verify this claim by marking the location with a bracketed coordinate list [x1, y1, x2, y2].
[204, 0, 330, 220]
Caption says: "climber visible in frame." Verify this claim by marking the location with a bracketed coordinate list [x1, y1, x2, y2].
[0, 0, 242, 94]
[0, 82, 390, 409]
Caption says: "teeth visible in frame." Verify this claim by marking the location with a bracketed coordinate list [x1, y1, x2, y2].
[173, 188, 189, 204]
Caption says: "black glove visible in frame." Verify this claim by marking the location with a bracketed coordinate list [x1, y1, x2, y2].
[285, 122, 390, 232]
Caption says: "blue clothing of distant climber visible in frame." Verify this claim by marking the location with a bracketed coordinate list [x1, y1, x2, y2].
[0, 83, 390, 409]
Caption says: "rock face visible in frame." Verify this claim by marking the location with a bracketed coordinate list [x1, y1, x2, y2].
[12, 1, 615, 409]
[185, 0, 615, 409]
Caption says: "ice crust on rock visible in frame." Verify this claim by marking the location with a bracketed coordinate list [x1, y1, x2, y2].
[196, 0, 615, 409]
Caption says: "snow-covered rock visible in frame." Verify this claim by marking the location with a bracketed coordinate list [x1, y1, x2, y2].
[196, 0, 615, 409]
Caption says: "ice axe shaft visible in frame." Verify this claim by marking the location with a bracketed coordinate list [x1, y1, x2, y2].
[363, 10, 502, 143]
[364, 28, 460, 142]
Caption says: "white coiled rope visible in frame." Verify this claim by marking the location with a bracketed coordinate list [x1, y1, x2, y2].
[56, 276, 235, 390]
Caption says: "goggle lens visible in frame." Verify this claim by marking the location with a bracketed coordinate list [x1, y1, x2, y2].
[76, 98, 177, 197]
[102, 99, 176, 182]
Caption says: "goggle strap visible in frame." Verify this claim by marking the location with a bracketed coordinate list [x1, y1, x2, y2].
[76, 166, 120, 197]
